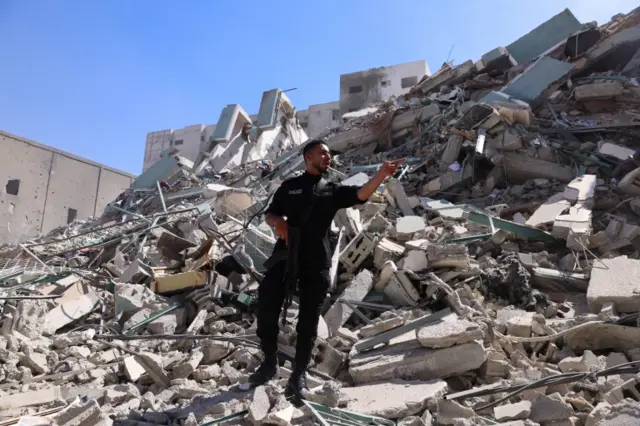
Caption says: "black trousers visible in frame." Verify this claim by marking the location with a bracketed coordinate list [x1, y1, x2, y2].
[256, 259, 329, 371]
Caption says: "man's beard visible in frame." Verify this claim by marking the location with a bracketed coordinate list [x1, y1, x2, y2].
[313, 162, 328, 174]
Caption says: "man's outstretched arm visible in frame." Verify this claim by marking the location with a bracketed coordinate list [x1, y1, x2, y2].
[357, 159, 406, 201]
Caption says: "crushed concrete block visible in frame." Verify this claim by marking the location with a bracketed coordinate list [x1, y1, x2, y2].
[20, 348, 49, 374]
[374, 238, 405, 268]
[123, 356, 145, 382]
[51, 398, 110, 426]
[433, 399, 474, 425]
[598, 142, 635, 161]
[575, 81, 625, 101]
[493, 401, 532, 422]
[401, 250, 429, 272]
[172, 350, 204, 379]
[307, 381, 342, 407]
[530, 393, 574, 423]
[558, 350, 600, 373]
[136, 352, 171, 388]
[396, 216, 426, 239]
[265, 404, 296, 425]
[426, 244, 470, 269]
[384, 271, 421, 306]
[587, 256, 640, 313]
[147, 313, 178, 335]
[552, 205, 592, 242]
[324, 269, 374, 335]
[119, 258, 153, 284]
[192, 364, 222, 382]
[373, 260, 398, 291]
[598, 399, 640, 425]
[359, 315, 404, 338]
[349, 341, 486, 385]
[416, 314, 484, 348]
[564, 174, 596, 207]
[201, 340, 234, 364]
[526, 193, 571, 228]
[507, 316, 532, 338]
[342, 379, 448, 419]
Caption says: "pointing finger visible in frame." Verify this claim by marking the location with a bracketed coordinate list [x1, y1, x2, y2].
[391, 158, 406, 165]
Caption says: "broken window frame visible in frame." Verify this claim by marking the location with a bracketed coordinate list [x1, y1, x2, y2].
[349, 85, 363, 94]
[173, 139, 184, 146]
[331, 109, 340, 121]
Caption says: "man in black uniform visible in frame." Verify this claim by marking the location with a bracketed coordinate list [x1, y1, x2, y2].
[247, 139, 404, 404]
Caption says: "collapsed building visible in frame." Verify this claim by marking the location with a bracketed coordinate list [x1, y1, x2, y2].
[2, 6, 640, 426]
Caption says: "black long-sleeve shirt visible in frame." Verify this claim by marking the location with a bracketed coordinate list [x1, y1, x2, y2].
[265, 172, 365, 269]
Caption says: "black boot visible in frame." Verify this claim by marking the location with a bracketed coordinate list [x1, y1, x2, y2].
[247, 353, 279, 387]
[284, 367, 309, 406]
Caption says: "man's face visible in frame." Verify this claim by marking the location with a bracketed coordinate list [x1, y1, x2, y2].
[306, 143, 331, 173]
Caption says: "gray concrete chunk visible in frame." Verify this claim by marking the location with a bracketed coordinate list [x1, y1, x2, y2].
[587, 256, 640, 313]
[416, 314, 484, 348]
[349, 340, 486, 385]
[324, 269, 374, 335]
[341, 379, 448, 419]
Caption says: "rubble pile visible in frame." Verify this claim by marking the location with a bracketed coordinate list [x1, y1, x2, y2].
[3, 7, 640, 426]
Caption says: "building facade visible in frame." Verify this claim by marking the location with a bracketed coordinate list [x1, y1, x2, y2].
[143, 60, 432, 167]
[0, 131, 136, 244]
[339, 60, 431, 115]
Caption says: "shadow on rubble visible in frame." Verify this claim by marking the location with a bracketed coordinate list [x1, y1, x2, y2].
[163, 388, 251, 422]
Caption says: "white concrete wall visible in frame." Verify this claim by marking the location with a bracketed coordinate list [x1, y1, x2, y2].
[0, 131, 135, 243]
[307, 101, 341, 138]
[143, 129, 173, 172]
[339, 60, 431, 114]
[296, 109, 309, 134]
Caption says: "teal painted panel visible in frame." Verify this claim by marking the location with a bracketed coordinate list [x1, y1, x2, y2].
[503, 57, 574, 103]
[507, 9, 582, 64]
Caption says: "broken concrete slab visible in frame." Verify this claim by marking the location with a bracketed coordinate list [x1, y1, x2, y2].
[416, 313, 484, 349]
[426, 244, 470, 269]
[396, 216, 426, 239]
[529, 392, 575, 423]
[587, 256, 640, 313]
[349, 340, 486, 385]
[341, 379, 448, 419]
[564, 174, 596, 207]
[324, 269, 374, 336]
[384, 271, 421, 306]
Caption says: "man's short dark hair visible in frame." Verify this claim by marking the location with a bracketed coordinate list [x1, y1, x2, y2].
[301, 139, 326, 159]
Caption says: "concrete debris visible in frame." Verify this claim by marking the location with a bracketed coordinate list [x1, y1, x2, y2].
[3, 6, 640, 425]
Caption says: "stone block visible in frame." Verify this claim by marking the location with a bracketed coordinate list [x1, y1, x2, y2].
[493, 401, 532, 422]
[587, 256, 640, 313]
[123, 356, 145, 382]
[341, 379, 448, 419]
[396, 216, 426, 238]
[530, 393, 574, 423]
[401, 250, 429, 272]
[374, 238, 405, 269]
[416, 313, 484, 348]
[201, 340, 234, 364]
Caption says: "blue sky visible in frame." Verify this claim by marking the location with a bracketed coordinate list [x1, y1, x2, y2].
[0, 0, 637, 175]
